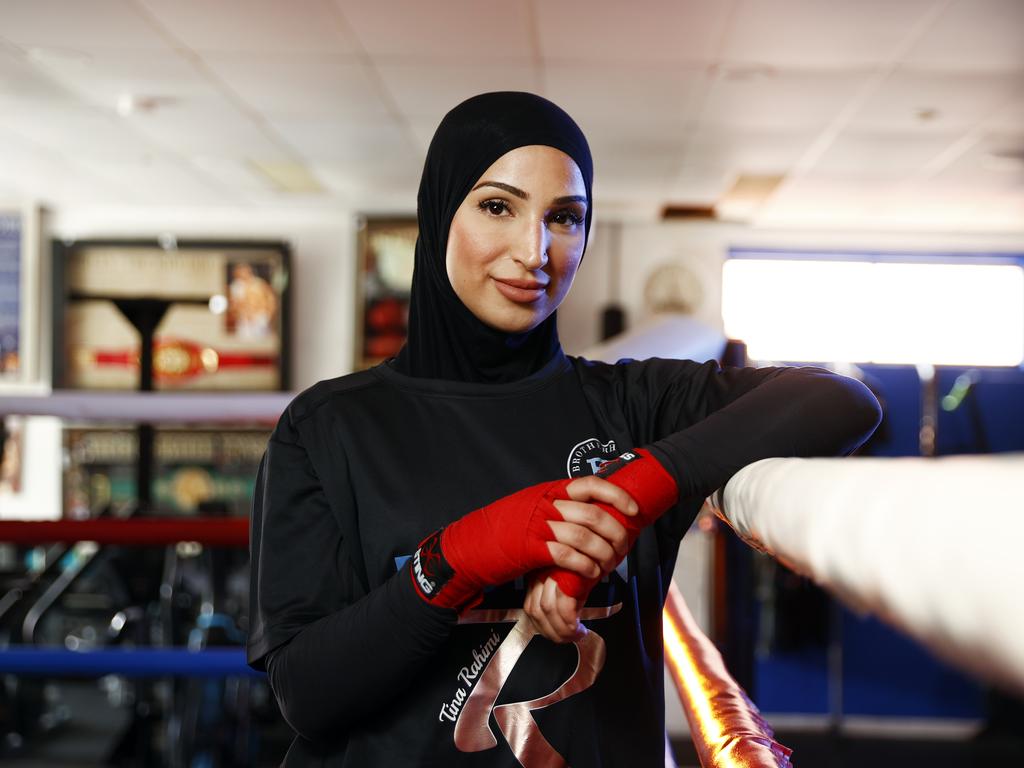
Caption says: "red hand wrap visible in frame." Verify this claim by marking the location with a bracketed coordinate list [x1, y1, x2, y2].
[544, 448, 678, 601]
[410, 479, 573, 610]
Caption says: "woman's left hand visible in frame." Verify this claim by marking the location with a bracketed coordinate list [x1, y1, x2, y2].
[524, 574, 587, 643]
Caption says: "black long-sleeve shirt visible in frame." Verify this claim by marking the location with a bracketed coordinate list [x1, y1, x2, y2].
[248, 355, 881, 765]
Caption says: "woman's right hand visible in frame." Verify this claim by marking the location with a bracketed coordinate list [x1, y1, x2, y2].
[408, 475, 638, 610]
[546, 474, 638, 579]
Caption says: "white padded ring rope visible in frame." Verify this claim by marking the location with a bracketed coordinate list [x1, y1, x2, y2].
[712, 453, 1024, 695]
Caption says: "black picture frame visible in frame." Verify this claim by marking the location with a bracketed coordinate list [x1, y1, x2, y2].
[52, 238, 291, 392]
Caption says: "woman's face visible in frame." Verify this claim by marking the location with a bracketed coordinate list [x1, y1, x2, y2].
[445, 144, 588, 334]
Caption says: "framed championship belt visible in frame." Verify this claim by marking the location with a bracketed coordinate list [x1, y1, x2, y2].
[52, 239, 290, 391]
[355, 217, 416, 369]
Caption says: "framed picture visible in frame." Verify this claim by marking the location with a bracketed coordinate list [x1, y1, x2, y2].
[355, 217, 416, 370]
[63, 425, 270, 518]
[0, 204, 41, 389]
[52, 239, 291, 391]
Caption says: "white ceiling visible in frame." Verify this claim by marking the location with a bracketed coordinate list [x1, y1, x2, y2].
[0, 0, 1021, 230]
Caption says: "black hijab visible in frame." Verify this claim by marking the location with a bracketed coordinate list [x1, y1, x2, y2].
[392, 91, 594, 384]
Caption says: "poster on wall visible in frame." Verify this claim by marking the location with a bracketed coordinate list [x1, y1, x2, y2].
[355, 218, 416, 369]
[0, 206, 40, 386]
[53, 240, 291, 391]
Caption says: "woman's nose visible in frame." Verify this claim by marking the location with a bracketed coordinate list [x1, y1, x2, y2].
[516, 219, 550, 270]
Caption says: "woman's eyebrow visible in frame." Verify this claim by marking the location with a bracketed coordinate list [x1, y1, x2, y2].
[553, 195, 587, 205]
[472, 181, 528, 199]
[471, 181, 587, 207]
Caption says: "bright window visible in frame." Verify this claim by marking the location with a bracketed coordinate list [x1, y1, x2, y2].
[721, 253, 1024, 366]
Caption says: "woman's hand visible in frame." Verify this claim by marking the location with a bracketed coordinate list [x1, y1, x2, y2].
[545, 474, 638, 579]
[411, 473, 641, 610]
[525, 475, 638, 643]
[524, 574, 584, 643]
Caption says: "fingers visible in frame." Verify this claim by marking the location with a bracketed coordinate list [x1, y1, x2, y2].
[524, 576, 582, 644]
[553, 500, 630, 561]
[548, 519, 620, 575]
[546, 540, 601, 579]
[565, 475, 638, 518]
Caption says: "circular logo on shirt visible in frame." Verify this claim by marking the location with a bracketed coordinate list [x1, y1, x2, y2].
[566, 438, 619, 478]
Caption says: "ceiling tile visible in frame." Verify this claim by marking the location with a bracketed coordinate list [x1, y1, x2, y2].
[137, 0, 359, 54]
[723, 0, 936, 68]
[684, 128, 815, 175]
[375, 61, 539, 120]
[699, 69, 871, 131]
[933, 131, 1024, 189]
[904, 0, 1024, 72]
[268, 116, 420, 175]
[0, 132, 124, 203]
[201, 53, 388, 119]
[2, 105, 155, 159]
[535, 0, 730, 64]
[0, 45, 75, 107]
[124, 95, 284, 158]
[810, 132, 963, 178]
[848, 69, 1023, 134]
[543, 63, 703, 130]
[336, 0, 533, 60]
[23, 48, 211, 112]
[76, 154, 231, 205]
[0, 0, 170, 51]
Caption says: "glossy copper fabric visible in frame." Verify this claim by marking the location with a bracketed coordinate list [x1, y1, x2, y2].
[663, 583, 792, 768]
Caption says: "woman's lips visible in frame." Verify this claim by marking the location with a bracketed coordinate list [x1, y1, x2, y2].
[492, 277, 547, 303]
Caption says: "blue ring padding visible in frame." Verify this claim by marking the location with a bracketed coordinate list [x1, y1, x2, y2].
[0, 648, 264, 678]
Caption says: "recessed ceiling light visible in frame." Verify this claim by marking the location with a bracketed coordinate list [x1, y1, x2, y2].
[116, 93, 176, 117]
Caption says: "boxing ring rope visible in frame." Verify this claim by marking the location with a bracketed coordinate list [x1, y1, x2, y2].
[0, 517, 254, 679]
[0, 518, 249, 547]
[711, 453, 1024, 696]
[0, 648, 259, 677]
[0, 516, 788, 767]
[664, 581, 792, 767]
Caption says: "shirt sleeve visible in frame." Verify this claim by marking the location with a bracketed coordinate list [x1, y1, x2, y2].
[247, 406, 456, 741]
[627, 358, 883, 498]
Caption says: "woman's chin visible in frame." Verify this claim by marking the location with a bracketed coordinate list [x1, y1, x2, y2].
[479, 305, 551, 334]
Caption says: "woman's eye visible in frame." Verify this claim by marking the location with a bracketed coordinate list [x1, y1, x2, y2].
[551, 210, 584, 226]
[479, 200, 510, 216]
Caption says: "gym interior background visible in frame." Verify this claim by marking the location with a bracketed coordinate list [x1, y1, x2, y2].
[1, 1, 1022, 766]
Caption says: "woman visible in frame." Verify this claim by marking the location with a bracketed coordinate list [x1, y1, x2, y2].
[247, 91, 881, 766]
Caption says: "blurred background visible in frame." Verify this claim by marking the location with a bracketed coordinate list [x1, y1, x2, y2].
[0, 1, 1022, 766]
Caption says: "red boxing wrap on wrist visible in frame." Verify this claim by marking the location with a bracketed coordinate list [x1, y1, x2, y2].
[410, 479, 573, 610]
[545, 448, 678, 601]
